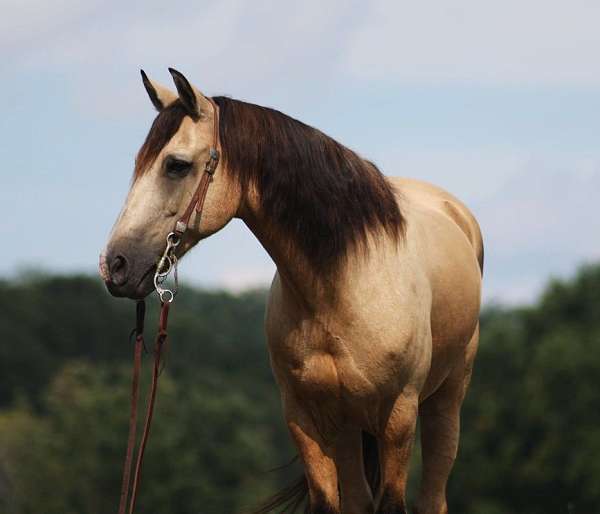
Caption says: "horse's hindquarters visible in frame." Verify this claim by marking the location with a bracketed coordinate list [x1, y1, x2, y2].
[394, 178, 483, 400]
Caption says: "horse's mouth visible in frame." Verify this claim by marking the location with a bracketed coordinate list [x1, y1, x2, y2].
[134, 265, 157, 298]
[104, 264, 156, 300]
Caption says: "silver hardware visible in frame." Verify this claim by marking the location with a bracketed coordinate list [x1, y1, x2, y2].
[205, 148, 219, 174]
[175, 220, 187, 234]
[167, 232, 181, 246]
[158, 288, 174, 304]
[153, 232, 180, 303]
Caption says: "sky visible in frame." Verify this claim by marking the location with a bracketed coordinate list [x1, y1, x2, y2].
[1, 0, 599, 304]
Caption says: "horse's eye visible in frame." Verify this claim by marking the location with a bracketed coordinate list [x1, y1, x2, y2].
[165, 157, 192, 178]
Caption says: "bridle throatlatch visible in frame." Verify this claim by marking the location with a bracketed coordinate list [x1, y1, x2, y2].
[118, 98, 220, 514]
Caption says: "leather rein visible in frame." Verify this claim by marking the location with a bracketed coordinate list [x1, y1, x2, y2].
[117, 98, 220, 514]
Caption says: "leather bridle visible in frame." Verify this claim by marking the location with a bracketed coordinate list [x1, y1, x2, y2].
[117, 97, 220, 514]
[153, 97, 220, 304]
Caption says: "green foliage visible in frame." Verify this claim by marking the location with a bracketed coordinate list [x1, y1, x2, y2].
[0, 274, 293, 514]
[452, 265, 600, 514]
[0, 266, 599, 513]
[0, 362, 283, 514]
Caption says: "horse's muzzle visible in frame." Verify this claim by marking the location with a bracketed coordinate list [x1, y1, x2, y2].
[100, 248, 156, 299]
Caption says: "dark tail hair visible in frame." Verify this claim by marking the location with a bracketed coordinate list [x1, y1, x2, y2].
[252, 432, 380, 513]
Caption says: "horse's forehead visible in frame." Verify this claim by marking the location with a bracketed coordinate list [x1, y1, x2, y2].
[167, 116, 198, 148]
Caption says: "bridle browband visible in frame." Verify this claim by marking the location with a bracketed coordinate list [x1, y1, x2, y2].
[117, 97, 220, 514]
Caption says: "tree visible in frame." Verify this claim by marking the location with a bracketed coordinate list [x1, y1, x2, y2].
[1, 266, 600, 513]
[0, 361, 286, 514]
[449, 265, 600, 514]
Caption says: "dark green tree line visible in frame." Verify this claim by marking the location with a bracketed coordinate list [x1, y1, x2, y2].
[0, 265, 598, 513]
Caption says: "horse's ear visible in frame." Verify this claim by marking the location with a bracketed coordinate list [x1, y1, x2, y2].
[140, 70, 177, 111]
[168, 68, 211, 120]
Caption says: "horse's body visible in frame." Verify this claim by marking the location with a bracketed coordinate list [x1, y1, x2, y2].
[102, 69, 483, 514]
[264, 177, 482, 514]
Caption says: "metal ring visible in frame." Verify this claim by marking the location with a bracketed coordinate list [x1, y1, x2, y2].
[167, 232, 181, 247]
[158, 289, 174, 303]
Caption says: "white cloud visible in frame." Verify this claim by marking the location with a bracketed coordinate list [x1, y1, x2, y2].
[379, 148, 527, 203]
[6, 1, 600, 105]
[475, 156, 600, 302]
[0, 0, 104, 52]
[342, 0, 600, 86]
[7, 0, 600, 118]
[377, 147, 600, 302]
[4, 0, 358, 116]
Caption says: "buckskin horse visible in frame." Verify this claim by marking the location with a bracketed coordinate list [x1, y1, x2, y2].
[101, 69, 483, 514]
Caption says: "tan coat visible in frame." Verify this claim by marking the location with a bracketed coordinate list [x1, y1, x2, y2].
[103, 70, 483, 514]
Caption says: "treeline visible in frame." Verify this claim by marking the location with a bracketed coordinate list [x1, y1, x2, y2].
[0, 265, 598, 513]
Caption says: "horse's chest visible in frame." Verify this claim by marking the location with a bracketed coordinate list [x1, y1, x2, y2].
[267, 321, 419, 431]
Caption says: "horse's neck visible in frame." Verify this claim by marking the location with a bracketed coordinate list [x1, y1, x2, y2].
[239, 193, 342, 312]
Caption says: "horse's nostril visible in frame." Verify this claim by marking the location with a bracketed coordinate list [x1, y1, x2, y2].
[109, 254, 129, 286]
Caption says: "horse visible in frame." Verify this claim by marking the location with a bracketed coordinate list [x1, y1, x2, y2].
[101, 69, 483, 514]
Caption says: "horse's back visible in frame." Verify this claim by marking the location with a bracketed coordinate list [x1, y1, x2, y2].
[389, 177, 483, 272]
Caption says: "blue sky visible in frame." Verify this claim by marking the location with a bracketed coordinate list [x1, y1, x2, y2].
[1, 0, 599, 303]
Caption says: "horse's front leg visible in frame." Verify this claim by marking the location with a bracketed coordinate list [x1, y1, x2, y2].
[284, 395, 341, 514]
[335, 428, 374, 514]
[375, 390, 419, 514]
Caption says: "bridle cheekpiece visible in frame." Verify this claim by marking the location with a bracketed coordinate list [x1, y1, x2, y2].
[152, 98, 220, 304]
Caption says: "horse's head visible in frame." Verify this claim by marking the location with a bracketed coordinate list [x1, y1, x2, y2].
[101, 69, 242, 299]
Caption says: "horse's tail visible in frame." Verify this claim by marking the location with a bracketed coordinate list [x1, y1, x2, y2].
[252, 432, 380, 513]
[251, 462, 309, 514]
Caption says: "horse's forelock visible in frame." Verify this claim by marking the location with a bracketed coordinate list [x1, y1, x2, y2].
[134, 100, 188, 179]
